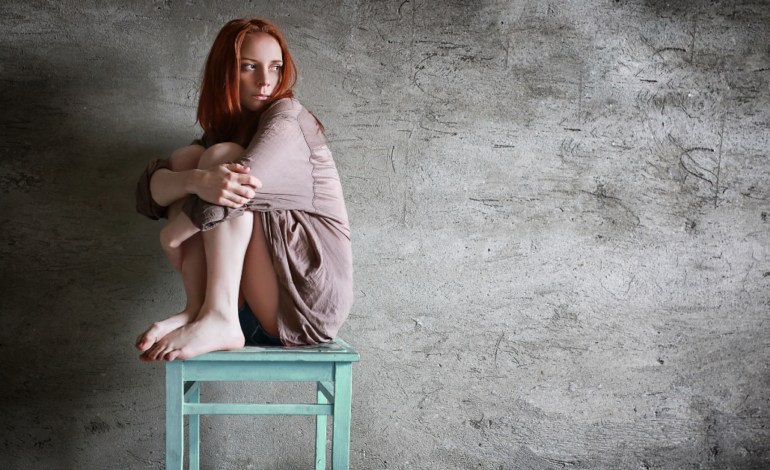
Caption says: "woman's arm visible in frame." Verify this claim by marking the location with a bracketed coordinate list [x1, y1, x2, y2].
[181, 100, 317, 231]
[136, 145, 262, 219]
[150, 164, 259, 208]
[148, 145, 206, 208]
[147, 167, 197, 208]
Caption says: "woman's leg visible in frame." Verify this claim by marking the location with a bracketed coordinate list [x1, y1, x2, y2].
[143, 210, 254, 361]
[156, 142, 252, 271]
[158, 208, 201, 272]
[137, 146, 207, 353]
[141, 142, 281, 360]
[141, 143, 248, 362]
[195, 144, 280, 336]
[241, 213, 280, 337]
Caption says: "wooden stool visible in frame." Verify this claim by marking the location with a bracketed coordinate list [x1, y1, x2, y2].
[165, 338, 359, 470]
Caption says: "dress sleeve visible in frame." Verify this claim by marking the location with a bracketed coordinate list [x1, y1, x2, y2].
[135, 158, 172, 220]
[182, 99, 316, 231]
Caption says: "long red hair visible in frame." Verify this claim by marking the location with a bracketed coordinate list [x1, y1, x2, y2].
[197, 18, 298, 144]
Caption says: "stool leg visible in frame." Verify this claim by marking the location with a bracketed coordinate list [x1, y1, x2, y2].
[189, 382, 200, 470]
[331, 362, 353, 470]
[166, 362, 184, 470]
[315, 382, 328, 470]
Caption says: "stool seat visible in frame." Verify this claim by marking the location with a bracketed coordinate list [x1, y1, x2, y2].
[166, 338, 359, 470]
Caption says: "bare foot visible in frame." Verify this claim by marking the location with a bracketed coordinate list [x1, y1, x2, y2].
[141, 310, 245, 362]
[160, 224, 183, 272]
[136, 311, 197, 355]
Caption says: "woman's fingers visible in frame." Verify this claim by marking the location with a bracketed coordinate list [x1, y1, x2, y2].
[223, 163, 262, 188]
[219, 166, 260, 207]
[226, 163, 250, 173]
[219, 186, 253, 208]
[222, 194, 250, 208]
[224, 164, 262, 187]
[232, 182, 256, 199]
[242, 174, 262, 189]
[196, 164, 262, 205]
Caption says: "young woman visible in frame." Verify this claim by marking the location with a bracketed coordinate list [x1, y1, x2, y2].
[134, 18, 353, 361]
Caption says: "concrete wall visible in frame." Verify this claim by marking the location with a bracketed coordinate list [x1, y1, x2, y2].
[1, 0, 769, 468]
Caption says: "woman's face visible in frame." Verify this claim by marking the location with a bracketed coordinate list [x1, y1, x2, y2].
[239, 32, 283, 113]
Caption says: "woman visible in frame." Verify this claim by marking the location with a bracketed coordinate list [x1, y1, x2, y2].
[134, 18, 353, 361]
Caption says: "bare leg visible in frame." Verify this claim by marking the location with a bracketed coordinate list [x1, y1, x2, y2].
[139, 141, 280, 360]
[158, 142, 251, 271]
[137, 142, 254, 356]
[159, 210, 200, 272]
[136, 230, 206, 356]
[147, 199, 281, 358]
[144, 211, 253, 361]
[136, 146, 206, 353]
[143, 142, 254, 361]
[241, 213, 280, 337]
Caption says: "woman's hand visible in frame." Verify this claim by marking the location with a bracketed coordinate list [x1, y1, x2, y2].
[192, 163, 262, 208]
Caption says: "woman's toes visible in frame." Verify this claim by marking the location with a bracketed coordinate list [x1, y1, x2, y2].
[136, 330, 151, 348]
[144, 344, 162, 362]
[158, 348, 173, 362]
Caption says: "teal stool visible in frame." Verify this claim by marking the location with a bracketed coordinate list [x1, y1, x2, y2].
[165, 338, 359, 470]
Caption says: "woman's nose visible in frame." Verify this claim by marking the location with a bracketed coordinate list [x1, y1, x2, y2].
[256, 68, 269, 86]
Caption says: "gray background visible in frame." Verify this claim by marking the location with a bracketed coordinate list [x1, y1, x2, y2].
[1, 0, 769, 468]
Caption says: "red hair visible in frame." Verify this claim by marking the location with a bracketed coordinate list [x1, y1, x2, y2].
[197, 18, 298, 144]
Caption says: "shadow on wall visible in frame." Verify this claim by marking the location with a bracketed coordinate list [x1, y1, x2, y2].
[0, 25, 184, 467]
[1, 3, 327, 467]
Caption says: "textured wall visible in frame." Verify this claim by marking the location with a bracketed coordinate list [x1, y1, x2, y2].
[1, 0, 769, 469]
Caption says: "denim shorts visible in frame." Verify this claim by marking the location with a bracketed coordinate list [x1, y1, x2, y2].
[238, 302, 283, 346]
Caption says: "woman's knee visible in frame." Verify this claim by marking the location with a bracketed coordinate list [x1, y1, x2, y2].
[198, 142, 245, 169]
[168, 145, 206, 171]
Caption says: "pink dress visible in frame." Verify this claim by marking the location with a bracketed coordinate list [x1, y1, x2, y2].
[135, 98, 353, 346]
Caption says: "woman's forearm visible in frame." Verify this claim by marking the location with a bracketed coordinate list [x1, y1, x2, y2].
[149, 168, 200, 208]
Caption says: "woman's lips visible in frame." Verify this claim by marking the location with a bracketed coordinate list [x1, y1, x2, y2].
[254, 94, 269, 100]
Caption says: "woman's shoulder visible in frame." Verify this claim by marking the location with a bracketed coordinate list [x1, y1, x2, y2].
[259, 98, 323, 144]
[262, 97, 304, 119]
